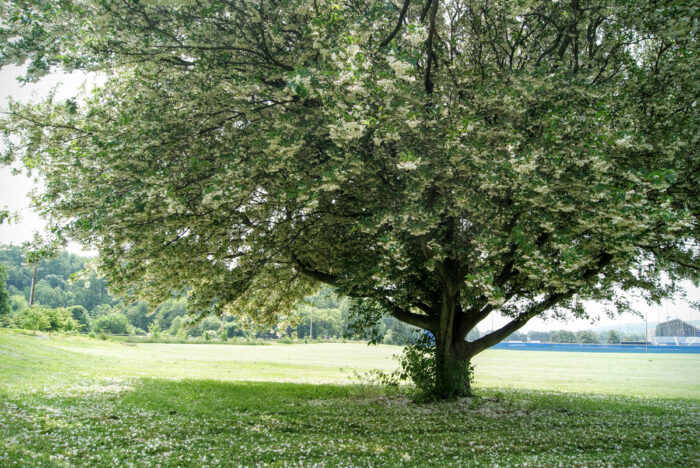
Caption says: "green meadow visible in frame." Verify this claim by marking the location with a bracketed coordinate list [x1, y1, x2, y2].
[1, 330, 698, 466]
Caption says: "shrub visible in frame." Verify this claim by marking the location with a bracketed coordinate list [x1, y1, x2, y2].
[91, 313, 130, 334]
[168, 316, 185, 336]
[44, 307, 81, 332]
[13, 307, 51, 332]
[395, 333, 473, 402]
[383, 330, 394, 345]
[148, 321, 162, 339]
[9, 294, 28, 312]
[12, 306, 79, 332]
[90, 303, 113, 318]
[202, 316, 223, 331]
[175, 327, 188, 341]
[67, 305, 90, 331]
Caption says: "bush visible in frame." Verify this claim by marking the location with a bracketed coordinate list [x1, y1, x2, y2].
[44, 307, 81, 332]
[91, 313, 130, 334]
[168, 316, 185, 336]
[202, 316, 223, 331]
[12, 306, 80, 332]
[9, 294, 28, 312]
[394, 333, 474, 402]
[67, 305, 90, 331]
[90, 303, 113, 318]
[148, 321, 162, 339]
[175, 327, 188, 341]
[383, 330, 394, 345]
[13, 307, 51, 332]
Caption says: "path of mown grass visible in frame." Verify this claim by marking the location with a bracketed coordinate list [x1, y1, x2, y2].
[1, 330, 698, 466]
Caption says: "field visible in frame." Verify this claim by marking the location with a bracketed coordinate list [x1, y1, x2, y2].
[1, 330, 698, 467]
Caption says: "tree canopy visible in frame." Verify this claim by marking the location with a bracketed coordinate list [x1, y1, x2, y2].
[1, 0, 698, 397]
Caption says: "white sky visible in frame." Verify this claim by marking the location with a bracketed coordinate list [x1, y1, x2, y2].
[0, 66, 697, 332]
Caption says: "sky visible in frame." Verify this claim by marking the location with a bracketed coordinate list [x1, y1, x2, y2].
[0, 66, 697, 332]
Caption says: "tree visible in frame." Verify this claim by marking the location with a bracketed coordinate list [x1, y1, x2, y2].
[0, 264, 11, 326]
[575, 330, 600, 344]
[91, 313, 130, 335]
[550, 330, 578, 344]
[504, 331, 527, 342]
[1, 0, 698, 398]
[527, 330, 552, 343]
[67, 305, 90, 331]
[90, 303, 114, 319]
[9, 294, 28, 313]
[605, 329, 621, 344]
[22, 232, 62, 306]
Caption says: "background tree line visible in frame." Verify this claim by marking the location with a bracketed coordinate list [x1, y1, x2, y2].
[0, 245, 420, 342]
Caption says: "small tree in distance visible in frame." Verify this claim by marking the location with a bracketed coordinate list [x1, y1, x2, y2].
[22, 232, 62, 306]
[0, 264, 11, 326]
[1, 0, 698, 399]
[576, 330, 600, 344]
[605, 330, 621, 344]
[550, 330, 578, 344]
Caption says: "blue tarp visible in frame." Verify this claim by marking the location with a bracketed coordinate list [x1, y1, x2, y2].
[490, 342, 700, 354]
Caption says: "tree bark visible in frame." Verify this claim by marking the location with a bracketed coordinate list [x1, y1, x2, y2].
[29, 263, 38, 307]
[432, 288, 472, 398]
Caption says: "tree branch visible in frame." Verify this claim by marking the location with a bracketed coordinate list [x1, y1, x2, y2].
[465, 252, 614, 356]
[380, 298, 436, 331]
[291, 253, 339, 285]
[379, 0, 411, 48]
[424, 0, 439, 94]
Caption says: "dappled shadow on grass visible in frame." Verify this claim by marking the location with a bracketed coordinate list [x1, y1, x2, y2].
[121, 378, 366, 415]
[2, 378, 699, 467]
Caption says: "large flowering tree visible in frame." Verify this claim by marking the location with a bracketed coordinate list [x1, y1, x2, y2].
[1, 0, 698, 397]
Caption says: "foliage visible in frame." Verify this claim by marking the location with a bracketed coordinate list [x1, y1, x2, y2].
[527, 330, 552, 343]
[122, 300, 153, 331]
[21, 232, 62, 271]
[11, 305, 80, 332]
[148, 321, 162, 339]
[8, 294, 28, 312]
[0, 245, 114, 313]
[44, 307, 81, 332]
[91, 313, 130, 335]
[395, 333, 474, 401]
[605, 329, 621, 344]
[168, 316, 185, 337]
[152, 298, 187, 331]
[550, 330, 579, 343]
[90, 303, 113, 318]
[576, 330, 601, 344]
[12, 306, 50, 332]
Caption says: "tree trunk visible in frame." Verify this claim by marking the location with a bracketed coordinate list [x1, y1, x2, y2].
[29, 263, 38, 307]
[433, 336, 472, 399]
[432, 288, 472, 399]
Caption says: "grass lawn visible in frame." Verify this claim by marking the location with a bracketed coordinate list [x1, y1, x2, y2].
[1, 330, 698, 466]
